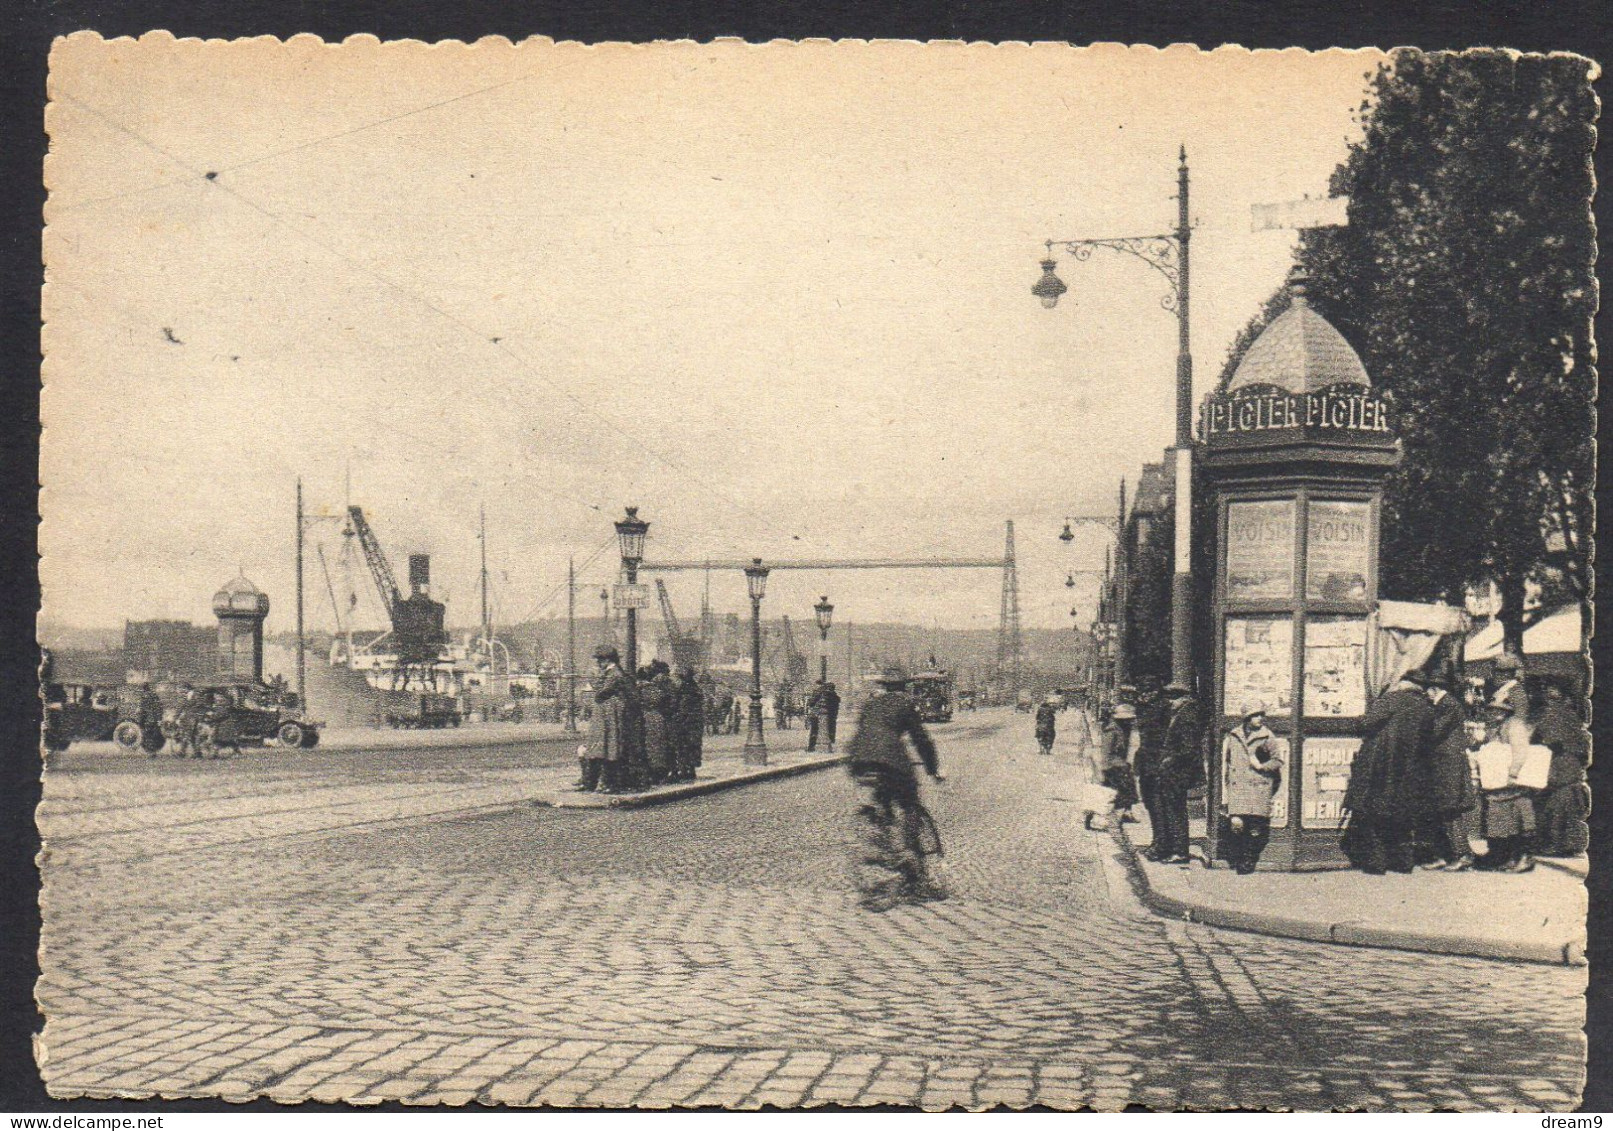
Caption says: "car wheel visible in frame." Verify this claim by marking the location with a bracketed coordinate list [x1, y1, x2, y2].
[112, 721, 144, 751]
[301, 729, 320, 749]
[277, 722, 306, 748]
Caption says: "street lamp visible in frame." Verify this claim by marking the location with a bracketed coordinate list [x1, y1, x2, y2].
[1038, 147, 1195, 687]
[743, 559, 771, 765]
[813, 595, 835, 683]
[614, 506, 650, 672]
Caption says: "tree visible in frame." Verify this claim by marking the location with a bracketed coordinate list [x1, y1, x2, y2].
[1216, 51, 1597, 652]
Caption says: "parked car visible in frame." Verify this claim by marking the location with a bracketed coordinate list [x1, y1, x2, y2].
[43, 682, 118, 751]
[114, 682, 321, 752]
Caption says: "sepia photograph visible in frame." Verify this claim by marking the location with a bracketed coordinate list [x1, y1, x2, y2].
[35, 36, 1595, 1110]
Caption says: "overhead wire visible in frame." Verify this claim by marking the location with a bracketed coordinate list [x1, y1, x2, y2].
[53, 93, 814, 554]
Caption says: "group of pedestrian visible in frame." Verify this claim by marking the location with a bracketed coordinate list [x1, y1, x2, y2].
[1080, 678, 1198, 863]
[1343, 654, 1589, 875]
[159, 685, 240, 759]
[577, 645, 704, 793]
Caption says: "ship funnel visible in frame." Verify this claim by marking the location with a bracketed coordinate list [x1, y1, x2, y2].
[408, 554, 431, 595]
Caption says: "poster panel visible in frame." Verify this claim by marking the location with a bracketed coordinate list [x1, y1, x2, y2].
[1303, 615, 1368, 717]
[1222, 615, 1293, 717]
[1306, 500, 1371, 601]
[1302, 736, 1359, 828]
[1225, 500, 1295, 601]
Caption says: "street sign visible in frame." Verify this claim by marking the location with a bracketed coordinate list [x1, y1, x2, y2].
[1251, 195, 1349, 232]
[612, 583, 651, 610]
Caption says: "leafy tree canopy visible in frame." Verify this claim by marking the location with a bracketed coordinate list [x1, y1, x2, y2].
[1212, 50, 1596, 649]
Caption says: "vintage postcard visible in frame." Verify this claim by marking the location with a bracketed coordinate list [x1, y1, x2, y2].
[38, 36, 1593, 1110]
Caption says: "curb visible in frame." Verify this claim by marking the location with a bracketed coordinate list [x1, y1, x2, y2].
[1112, 820, 1585, 967]
[534, 754, 846, 809]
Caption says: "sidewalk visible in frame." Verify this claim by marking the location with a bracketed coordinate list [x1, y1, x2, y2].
[533, 733, 844, 809]
[1115, 812, 1588, 966]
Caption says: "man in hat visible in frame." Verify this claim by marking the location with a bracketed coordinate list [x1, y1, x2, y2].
[1342, 670, 1434, 874]
[580, 644, 640, 793]
[1151, 681, 1202, 864]
[845, 667, 947, 908]
[1131, 677, 1170, 857]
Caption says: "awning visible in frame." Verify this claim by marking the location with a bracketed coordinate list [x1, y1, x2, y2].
[1463, 603, 1584, 662]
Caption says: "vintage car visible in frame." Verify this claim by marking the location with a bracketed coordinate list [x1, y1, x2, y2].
[42, 682, 119, 751]
[114, 682, 322, 752]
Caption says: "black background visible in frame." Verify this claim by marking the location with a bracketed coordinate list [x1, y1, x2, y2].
[2, 0, 1608, 1113]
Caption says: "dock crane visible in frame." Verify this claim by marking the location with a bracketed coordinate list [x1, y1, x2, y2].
[344, 505, 448, 689]
[654, 579, 704, 670]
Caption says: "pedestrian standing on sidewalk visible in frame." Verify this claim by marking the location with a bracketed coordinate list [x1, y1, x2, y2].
[1218, 703, 1282, 874]
[580, 645, 638, 793]
[1532, 680, 1589, 857]
[673, 665, 705, 783]
[1034, 696, 1057, 756]
[805, 681, 825, 750]
[1341, 673, 1434, 874]
[1474, 686, 1538, 873]
[1099, 703, 1140, 824]
[1133, 678, 1170, 859]
[820, 682, 841, 753]
[1152, 682, 1202, 865]
[1418, 668, 1480, 871]
[639, 661, 676, 786]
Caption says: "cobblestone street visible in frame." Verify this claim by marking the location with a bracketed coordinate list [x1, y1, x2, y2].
[37, 710, 1585, 1110]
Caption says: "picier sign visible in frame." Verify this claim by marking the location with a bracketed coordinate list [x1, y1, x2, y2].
[1204, 384, 1393, 441]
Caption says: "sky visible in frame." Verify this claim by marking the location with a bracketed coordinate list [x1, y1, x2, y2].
[42, 37, 1383, 636]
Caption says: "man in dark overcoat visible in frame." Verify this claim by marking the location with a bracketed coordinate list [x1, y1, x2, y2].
[673, 666, 705, 782]
[1152, 682, 1201, 864]
[1342, 674, 1434, 873]
[581, 645, 639, 793]
[1132, 678, 1171, 859]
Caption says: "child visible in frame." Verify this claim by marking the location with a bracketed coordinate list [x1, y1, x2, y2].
[1475, 684, 1538, 873]
[1220, 703, 1283, 874]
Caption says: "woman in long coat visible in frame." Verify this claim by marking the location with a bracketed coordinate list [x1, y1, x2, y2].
[1423, 674, 1478, 869]
[1342, 675, 1434, 874]
[639, 662, 676, 786]
[1219, 704, 1283, 874]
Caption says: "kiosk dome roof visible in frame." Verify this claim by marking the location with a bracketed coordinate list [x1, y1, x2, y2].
[1228, 268, 1370, 395]
[215, 573, 261, 597]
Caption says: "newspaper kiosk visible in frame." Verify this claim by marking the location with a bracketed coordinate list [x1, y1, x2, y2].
[1199, 267, 1401, 869]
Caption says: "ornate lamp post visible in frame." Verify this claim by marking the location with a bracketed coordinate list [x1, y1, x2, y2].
[813, 595, 835, 683]
[743, 559, 771, 765]
[614, 507, 650, 672]
[1038, 147, 1195, 687]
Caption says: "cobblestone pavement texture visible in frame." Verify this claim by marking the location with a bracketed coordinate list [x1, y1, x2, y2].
[37, 711, 1586, 1110]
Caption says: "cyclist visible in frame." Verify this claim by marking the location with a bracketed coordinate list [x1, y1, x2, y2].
[845, 666, 947, 911]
